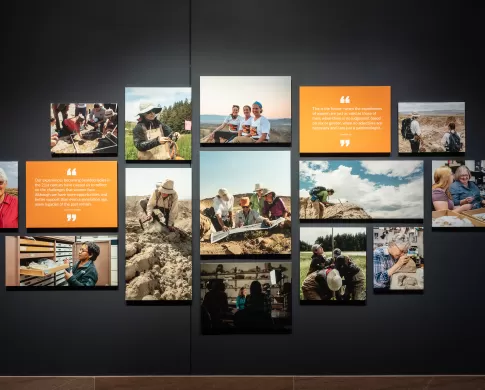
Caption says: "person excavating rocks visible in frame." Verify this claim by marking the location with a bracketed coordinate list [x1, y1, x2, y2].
[261, 189, 291, 228]
[301, 268, 343, 300]
[335, 253, 366, 301]
[235, 197, 270, 228]
[307, 244, 332, 275]
[139, 179, 178, 232]
[309, 186, 335, 219]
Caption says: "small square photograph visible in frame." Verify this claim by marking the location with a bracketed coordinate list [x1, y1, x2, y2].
[200, 151, 291, 258]
[398, 102, 465, 154]
[0, 161, 18, 229]
[299, 160, 424, 222]
[201, 261, 292, 334]
[373, 227, 424, 292]
[431, 160, 485, 228]
[125, 167, 192, 302]
[200, 76, 291, 145]
[50, 103, 118, 155]
[300, 227, 366, 304]
[125, 87, 192, 161]
[5, 235, 118, 289]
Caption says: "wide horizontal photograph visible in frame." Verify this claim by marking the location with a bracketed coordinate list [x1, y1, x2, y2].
[300, 227, 366, 305]
[125, 167, 192, 303]
[373, 227, 424, 292]
[299, 160, 424, 222]
[200, 151, 291, 258]
[5, 235, 118, 289]
[50, 103, 118, 156]
[431, 160, 485, 228]
[201, 261, 292, 334]
[200, 76, 291, 145]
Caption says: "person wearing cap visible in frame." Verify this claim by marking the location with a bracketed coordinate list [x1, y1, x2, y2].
[139, 179, 179, 231]
[102, 108, 118, 135]
[262, 190, 290, 227]
[307, 244, 326, 275]
[302, 268, 343, 300]
[235, 197, 270, 228]
[132, 102, 180, 155]
[209, 105, 242, 143]
[0, 167, 18, 229]
[311, 188, 335, 219]
[409, 112, 422, 153]
[250, 183, 265, 215]
[87, 103, 106, 129]
[62, 114, 85, 138]
[335, 254, 366, 301]
[232, 101, 271, 143]
[237, 105, 253, 138]
[373, 234, 412, 289]
[211, 188, 234, 232]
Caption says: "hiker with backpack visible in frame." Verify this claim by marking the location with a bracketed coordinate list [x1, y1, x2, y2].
[139, 179, 179, 232]
[309, 186, 335, 219]
[261, 189, 290, 228]
[401, 112, 422, 153]
[441, 123, 462, 152]
[450, 165, 485, 210]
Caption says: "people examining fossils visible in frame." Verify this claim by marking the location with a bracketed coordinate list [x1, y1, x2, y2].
[235, 197, 270, 227]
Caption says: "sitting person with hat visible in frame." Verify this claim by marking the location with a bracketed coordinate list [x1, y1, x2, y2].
[235, 197, 270, 228]
[139, 179, 178, 232]
[132, 101, 181, 158]
[232, 101, 271, 143]
[250, 183, 265, 215]
[211, 188, 234, 232]
[262, 190, 290, 228]
[301, 268, 343, 300]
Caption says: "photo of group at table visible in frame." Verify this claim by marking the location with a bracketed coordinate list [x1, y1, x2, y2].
[199, 76, 291, 144]
[50, 103, 118, 155]
[201, 262, 292, 334]
[300, 227, 366, 304]
[431, 160, 485, 227]
[373, 227, 424, 291]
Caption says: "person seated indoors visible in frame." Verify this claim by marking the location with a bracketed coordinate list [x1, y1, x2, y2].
[432, 166, 472, 212]
[450, 165, 485, 210]
[261, 190, 291, 228]
[62, 114, 85, 138]
[235, 197, 270, 228]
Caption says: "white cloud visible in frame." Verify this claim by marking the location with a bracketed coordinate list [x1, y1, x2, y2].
[360, 161, 423, 177]
[300, 189, 310, 197]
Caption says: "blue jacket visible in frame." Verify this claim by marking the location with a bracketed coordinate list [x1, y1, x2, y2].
[236, 295, 246, 310]
[450, 181, 483, 210]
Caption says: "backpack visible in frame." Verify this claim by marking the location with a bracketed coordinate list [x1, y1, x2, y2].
[401, 118, 414, 140]
[309, 186, 326, 196]
[448, 132, 461, 152]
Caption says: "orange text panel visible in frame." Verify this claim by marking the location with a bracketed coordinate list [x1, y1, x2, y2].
[26, 161, 118, 228]
[300, 86, 391, 153]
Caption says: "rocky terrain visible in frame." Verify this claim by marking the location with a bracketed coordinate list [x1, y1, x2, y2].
[299, 197, 372, 219]
[125, 196, 192, 301]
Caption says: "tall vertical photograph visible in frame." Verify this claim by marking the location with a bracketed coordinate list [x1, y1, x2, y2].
[0, 161, 18, 230]
[125, 88, 192, 161]
[300, 227, 366, 305]
[125, 167, 192, 303]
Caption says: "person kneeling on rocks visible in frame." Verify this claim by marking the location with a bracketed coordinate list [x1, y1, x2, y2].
[235, 197, 270, 228]
[262, 189, 290, 228]
[139, 179, 178, 232]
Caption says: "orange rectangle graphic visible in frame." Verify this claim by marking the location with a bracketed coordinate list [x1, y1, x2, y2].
[26, 161, 118, 228]
[300, 86, 391, 153]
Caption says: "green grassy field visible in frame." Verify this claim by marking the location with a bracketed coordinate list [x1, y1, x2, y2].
[299, 251, 366, 299]
[125, 127, 192, 160]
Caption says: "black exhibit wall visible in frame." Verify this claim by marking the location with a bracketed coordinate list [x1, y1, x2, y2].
[1, 0, 485, 376]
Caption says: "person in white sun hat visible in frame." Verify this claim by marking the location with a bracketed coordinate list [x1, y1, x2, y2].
[132, 101, 181, 155]
[139, 178, 179, 231]
[250, 183, 265, 214]
[301, 268, 343, 300]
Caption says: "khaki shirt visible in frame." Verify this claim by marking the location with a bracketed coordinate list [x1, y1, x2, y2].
[146, 190, 179, 226]
[235, 209, 264, 227]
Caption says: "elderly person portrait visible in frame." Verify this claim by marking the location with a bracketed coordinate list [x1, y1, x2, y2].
[373, 235, 412, 289]
[450, 165, 485, 210]
[0, 168, 18, 229]
[432, 166, 472, 212]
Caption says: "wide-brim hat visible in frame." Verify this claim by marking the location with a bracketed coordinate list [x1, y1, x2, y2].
[411, 112, 420, 117]
[254, 183, 263, 192]
[327, 269, 342, 291]
[159, 179, 175, 194]
[218, 188, 230, 197]
[239, 197, 250, 207]
[263, 189, 274, 196]
[105, 109, 114, 118]
[138, 102, 162, 116]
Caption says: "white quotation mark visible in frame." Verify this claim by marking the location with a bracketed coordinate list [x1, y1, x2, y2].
[340, 140, 351, 147]
[66, 168, 77, 176]
[339, 96, 351, 104]
[67, 214, 77, 222]
[340, 140, 345, 147]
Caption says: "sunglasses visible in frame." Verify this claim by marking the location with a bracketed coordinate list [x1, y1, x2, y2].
[242, 206, 250, 209]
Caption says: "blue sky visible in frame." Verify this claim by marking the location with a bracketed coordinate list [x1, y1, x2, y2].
[125, 87, 191, 121]
[300, 160, 424, 219]
[126, 167, 191, 199]
[200, 151, 291, 198]
[0, 162, 18, 187]
[398, 102, 465, 113]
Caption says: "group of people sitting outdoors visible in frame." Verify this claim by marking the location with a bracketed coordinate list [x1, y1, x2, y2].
[432, 164, 485, 212]
[208, 102, 271, 143]
[301, 244, 365, 301]
[203, 183, 291, 235]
